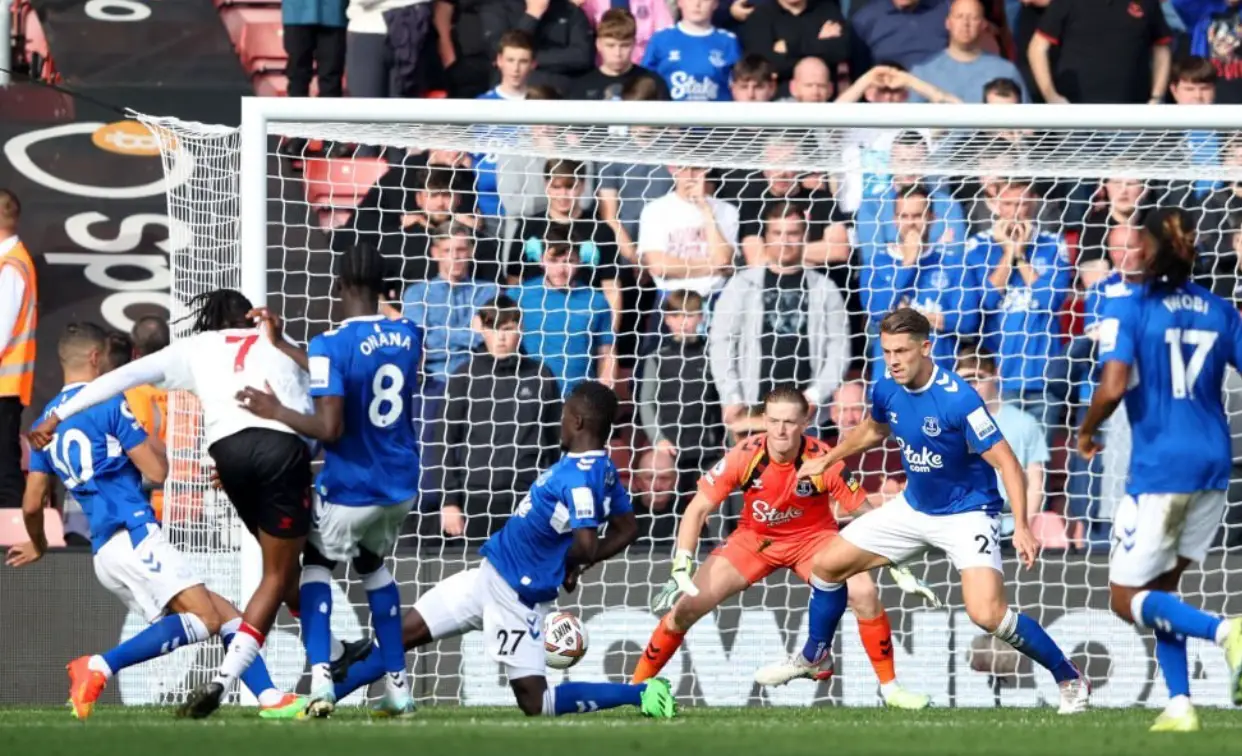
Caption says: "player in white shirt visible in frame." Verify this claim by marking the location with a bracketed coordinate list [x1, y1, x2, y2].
[29, 289, 315, 719]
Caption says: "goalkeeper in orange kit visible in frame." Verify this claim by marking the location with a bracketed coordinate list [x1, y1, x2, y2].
[632, 387, 933, 708]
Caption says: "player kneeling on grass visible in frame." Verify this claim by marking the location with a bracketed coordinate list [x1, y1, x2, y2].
[6, 323, 304, 720]
[757, 309, 1089, 714]
[333, 382, 677, 719]
[238, 244, 421, 718]
[634, 386, 931, 710]
[1077, 207, 1242, 732]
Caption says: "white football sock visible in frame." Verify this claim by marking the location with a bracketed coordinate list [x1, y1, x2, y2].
[1216, 618, 1233, 646]
[212, 624, 263, 690]
[311, 663, 333, 692]
[330, 636, 345, 662]
[880, 681, 900, 698]
[257, 689, 285, 707]
[88, 655, 113, 679]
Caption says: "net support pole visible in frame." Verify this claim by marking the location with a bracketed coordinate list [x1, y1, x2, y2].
[234, 98, 269, 706]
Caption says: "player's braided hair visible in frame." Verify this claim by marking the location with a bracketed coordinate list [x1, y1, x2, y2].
[566, 381, 619, 441]
[1144, 207, 1197, 292]
[338, 243, 386, 298]
[181, 289, 253, 333]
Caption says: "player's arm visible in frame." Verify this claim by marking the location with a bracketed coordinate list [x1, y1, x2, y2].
[797, 414, 889, 480]
[239, 336, 345, 441]
[981, 438, 1038, 568]
[6, 471, 51, 566]
[1077, 308, 1134, 459]
[29, 351, 172, 448]
[126, 441, 169, 486]
[595, 511, 638, 564]
[250, 308, 309, 371]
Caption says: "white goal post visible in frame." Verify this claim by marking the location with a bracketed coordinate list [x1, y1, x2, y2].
[132, 98, 1242, 710]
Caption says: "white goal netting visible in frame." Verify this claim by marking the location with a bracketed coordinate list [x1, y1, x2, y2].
[133, 105, 1242, 710]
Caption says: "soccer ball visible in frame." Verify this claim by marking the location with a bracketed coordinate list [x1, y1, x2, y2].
[544, 611, 588, 670]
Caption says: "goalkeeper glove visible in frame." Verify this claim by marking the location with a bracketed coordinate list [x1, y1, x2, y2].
[651, 549, 699, 614]
[888, 564, 942, 608]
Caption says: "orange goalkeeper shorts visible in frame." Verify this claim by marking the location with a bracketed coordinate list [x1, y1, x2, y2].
[711, 527, 839, 583]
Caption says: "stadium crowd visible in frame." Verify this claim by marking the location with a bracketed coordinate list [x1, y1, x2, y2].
[9, 0, 1242, 563]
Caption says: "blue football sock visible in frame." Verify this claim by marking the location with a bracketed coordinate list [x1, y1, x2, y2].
[1137, 591, 1223, 642]
[221, 618, 278, 699]
[1155, 629, 1191, 699]
[801, 577, 847, 664]
[996, 610, 1079, 684]
[102, 613, 199, 674]
[334, 641, 385, 700]
[300, 566, 334, 668]
[551, 681, 644, 715]
[362, 568, 406, 676]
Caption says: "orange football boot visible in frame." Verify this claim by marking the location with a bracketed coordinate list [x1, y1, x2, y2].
[66, 656, 108, 720]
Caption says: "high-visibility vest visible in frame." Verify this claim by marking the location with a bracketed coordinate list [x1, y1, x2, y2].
[126, 383, 168, 519]
[0, 238, 36, 406]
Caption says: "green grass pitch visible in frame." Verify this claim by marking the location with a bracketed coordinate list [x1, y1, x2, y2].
[4, 706, 1242, 756]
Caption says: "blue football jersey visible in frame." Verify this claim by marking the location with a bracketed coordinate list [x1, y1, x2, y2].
[481, 450, 633, 606]
[307, 315, 423, 506]
[30, 384, 154, 553]
[1097, 280, 1242, 494]
[870, 367, 1005, 515]
[642, 23, 740, 102]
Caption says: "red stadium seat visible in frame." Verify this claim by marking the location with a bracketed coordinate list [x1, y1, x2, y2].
[0, 508, 66, 548]
[220, 6, 280, 48]
[238, 21, 286, 75]
[302, 157, 389, 210]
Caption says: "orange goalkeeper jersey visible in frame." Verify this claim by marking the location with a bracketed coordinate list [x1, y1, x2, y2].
[698, 434, 866, 537]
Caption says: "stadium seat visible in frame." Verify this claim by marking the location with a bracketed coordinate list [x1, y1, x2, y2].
[220, 6, 280, 48]
[0, 508, 67, 548]
[237, 21, 287, 76]
[1030, 511, 1070, 550]
[303, 157, 389, 210]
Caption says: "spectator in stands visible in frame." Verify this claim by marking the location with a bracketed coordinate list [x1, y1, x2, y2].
[345, 0, 432, 103]
[1197, 136, 1242, 298]
[508, 229, 617, 395]
[580, 0, 675, 64]
[729, 53, 779, 101]
[569, 9, 671, 100]
[860, 184, 978, 379]
[909, 0, 1026, 103]
[1174, 0, 1242, 103]
[1076, 176, 1156, 275]
[834, 66, 959, 215]
[435, 0, 593, 98]
[282, 0, 347, 101]
[402, 221, 500, 399]
[508, 159, 624, 328]
[737, 134, 851, 269]
[968, 177, 1071, 436]
[123, 317, 171, 521]
[709, 203, 850, 427]
[983, 75, 1021, 104]
[958, 354, 1049, 529]
[849, 0, 950, 74]
[738, 0, 848, 94]
[1166, 56, 1222, 200]
[433, 294, 561, 541]
[0, 189, 33, 512]
[627, 445, 681, 543]
[853, 129, 966, 265]
[960, 142, 1063, 238]
[636, 289, 723, 466]
[643, 0, 743, 101]
[1028, 0, 1171, 104]
[597, 77, 676, 255]
[784, 56, 834, 103]
[472, 30, 536, 233]
[637, 164, 739, 301]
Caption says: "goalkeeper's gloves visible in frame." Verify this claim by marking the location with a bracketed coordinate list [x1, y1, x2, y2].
[651, 549, 699, 614]
[888, 564, 942, 608]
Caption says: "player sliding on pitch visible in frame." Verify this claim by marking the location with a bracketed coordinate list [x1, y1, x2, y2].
[237, 243, 422, 718]
[1077, 207, 1242, 732]
[633, 386, 932, 709]
[757, 309, 1090, 713]
[8, 323, 304, 720]
[332, 382, 677, 719]
[29, 289, 317, 719]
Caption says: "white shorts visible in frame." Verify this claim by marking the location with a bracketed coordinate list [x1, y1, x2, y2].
[413, 560, 551, 681]
[94, 525, 202, 623]
[1109, 490, 1226, 587]
[310, 496, 414, 563]
[840, 494, 1004, 573]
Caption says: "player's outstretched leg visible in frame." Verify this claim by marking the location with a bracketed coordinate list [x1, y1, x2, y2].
[511, 676, 676, 719]
[355, 549, 414, 717]
[205, 591, 305, 720]
[632, 555, 750, 683]
[845, 572, 930, 710]
[960, 568, 1087, 714]
[333, 605, 435, 713]
[300, 548, 340, 717]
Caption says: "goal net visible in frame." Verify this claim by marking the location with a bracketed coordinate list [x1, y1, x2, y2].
[133, 100, 1242, 709]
